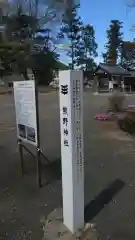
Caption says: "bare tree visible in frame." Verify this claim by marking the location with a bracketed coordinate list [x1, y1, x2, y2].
[9, 0, 67, 24]
[126, 0, 135, 7]
[125, 0, 135, 33]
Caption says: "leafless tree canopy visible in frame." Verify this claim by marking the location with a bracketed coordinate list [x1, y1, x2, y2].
[8, 0, 77, 32]
[9, 0, 70, 18]
[126, 0, 135, 7]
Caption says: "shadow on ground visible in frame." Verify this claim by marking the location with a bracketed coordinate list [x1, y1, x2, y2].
[84, 179, 125, 223]
[22, 152, 62, 186]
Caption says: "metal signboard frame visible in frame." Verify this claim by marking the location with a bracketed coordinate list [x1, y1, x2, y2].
[14, 80, 51, 188]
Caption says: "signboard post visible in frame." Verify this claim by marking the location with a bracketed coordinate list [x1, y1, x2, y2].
[14, 80, 50, 187]
[59, 70, 84, 233]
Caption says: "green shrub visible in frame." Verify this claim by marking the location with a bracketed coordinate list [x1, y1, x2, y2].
[118, 110, 135, 134]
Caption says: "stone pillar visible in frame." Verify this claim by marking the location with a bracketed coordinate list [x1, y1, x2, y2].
[93, 75, 99, 93]
[108, 75, 113, 92]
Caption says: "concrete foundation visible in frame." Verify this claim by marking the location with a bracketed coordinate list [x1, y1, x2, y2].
[42, 208, 99, 240]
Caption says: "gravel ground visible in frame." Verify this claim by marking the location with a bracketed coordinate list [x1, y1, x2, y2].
[0, 92, 135, 240]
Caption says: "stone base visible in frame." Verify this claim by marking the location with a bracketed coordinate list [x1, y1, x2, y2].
[41, 208, 98, 240]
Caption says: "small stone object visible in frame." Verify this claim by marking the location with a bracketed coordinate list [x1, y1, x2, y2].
[100, 163, 104, 168]
[84, 223, 91, 230]
[90, 223, 96, 229]
[107, 235, 111, 240]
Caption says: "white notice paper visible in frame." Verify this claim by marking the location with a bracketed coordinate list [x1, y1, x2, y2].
[14, 80, 38, 146]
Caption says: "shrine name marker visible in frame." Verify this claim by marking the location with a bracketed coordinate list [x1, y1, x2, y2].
[59, 70, 84, 233]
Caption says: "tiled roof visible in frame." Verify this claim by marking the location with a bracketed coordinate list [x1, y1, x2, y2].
[127, 71, 135, 77]
[96, 63, 129, 75]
